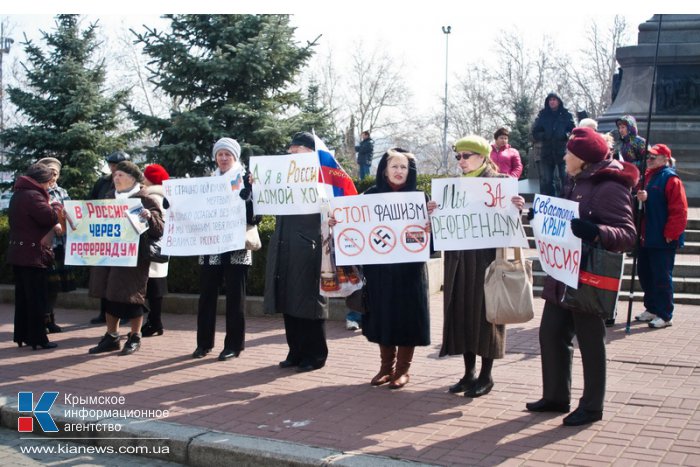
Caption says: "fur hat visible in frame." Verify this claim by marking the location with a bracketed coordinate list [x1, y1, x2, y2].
[453, 135, 491, 157]
[648, 143, 672, 159]
[115, 161, 144, 183]
[144, 164, 170, 185]
[212, 137, 241, 160]
[578, 118, 598, 130]
[37, 157, 62, 174]
[566, 127, 609, 163]
[289, 131, 315, 151]
[25, 163, 54, 184]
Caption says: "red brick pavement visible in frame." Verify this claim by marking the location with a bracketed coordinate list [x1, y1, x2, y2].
[1, 295, 699, 466]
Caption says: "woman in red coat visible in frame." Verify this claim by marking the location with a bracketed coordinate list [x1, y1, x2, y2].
[7, 164, 63, 350]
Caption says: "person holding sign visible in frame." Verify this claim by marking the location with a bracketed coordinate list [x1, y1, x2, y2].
[264, 132, 329, 373]
[358, 148, 431, 389]
[88, 161, 164, 356]
[527, 127, 637, 426]
[8, 163, 64, 350]
[436, 135, 525, 398]
[192, 138, 259, 361]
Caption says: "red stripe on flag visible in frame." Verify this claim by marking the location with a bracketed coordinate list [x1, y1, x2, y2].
[579, 271, 620, 292]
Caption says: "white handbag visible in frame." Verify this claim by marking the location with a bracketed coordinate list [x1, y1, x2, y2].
[484, 247, 534, 325]
[245, 224, 262, 251]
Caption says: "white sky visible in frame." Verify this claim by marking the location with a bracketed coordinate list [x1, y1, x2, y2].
[1, 1, 696, 117]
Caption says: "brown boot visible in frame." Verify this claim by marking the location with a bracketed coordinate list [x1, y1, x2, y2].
[389, 346, 415, 389]
[371, 345, 396, 386]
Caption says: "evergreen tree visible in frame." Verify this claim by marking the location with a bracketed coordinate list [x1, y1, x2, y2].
[508, 95, 534, 179]
[0, 15, 129, 198]
[129, 14, 330, 177]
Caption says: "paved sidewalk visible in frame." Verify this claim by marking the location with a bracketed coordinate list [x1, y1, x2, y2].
[1, 294, 699, 466]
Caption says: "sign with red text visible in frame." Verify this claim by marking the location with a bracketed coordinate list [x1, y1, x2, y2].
[330, 192, 430, 266]
[250, 153, 326, 215]
[64, 199, 143, 267]
[430, 177, 528, 251]
[530, 194, 582, 289]
[161, 171, 246, 256]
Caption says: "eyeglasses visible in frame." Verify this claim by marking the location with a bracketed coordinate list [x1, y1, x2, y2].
[455, 152, 480, 161]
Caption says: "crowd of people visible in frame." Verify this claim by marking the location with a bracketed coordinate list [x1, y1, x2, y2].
[7, 98, 689, 428]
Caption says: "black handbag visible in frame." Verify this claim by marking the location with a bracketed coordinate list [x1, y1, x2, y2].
[149, 238, 169, 264]
[561, 242, 624, 319]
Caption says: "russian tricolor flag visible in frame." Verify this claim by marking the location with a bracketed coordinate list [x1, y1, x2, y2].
[314, 134, 358, 198]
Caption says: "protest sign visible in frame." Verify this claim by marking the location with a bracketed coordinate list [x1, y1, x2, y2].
[64, 199, 143, 267]
[430, 177, 528, 251]
[330, 191, 430, 266]
[161, 171, 247, 256]
[250, 153, 325, 215]
[530, 194, 582, 289]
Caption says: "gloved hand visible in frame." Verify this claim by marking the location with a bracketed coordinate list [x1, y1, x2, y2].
[239, 187, 251, 201]
[527, 208, 535, 221]
[570, 218, 600, 242]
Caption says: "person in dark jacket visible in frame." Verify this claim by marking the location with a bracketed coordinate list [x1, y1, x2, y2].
[531, 93, 575, 197]
[355, 130, 374, 180]
[192, 138, 260, 361]
[633, 144, 688, 329]
[88, 150, 131, 325]
[526, 127, 638, 426]
[359, 148, 431, 389]
[7, 163, 63, 350]
[264, 131, 329, 373]
[435, 135, 525, 398]
[88, 161, 164, 356]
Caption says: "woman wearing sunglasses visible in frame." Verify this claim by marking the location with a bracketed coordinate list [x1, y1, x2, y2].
[435, 135, 525, 398]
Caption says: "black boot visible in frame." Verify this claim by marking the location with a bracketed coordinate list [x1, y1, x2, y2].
[46, 313, 62, 333]
[88, 333, 120, 354]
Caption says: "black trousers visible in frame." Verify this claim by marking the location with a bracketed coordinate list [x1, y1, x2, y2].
[197, 263, 247, 351]
[538, 301, 606, 412]
[13, 266, 50, 347]
[283, 313, 328, 366]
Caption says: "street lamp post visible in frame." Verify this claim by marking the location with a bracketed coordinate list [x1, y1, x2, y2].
[441, 26, 451, 173]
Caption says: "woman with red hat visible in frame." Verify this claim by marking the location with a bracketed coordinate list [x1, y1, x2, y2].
[633, 144, 688, 329]
[527, 127, 638, 426]
[141, 163, 170, 337]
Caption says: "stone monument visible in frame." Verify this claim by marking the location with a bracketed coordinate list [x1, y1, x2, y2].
[598, 14, 700, 204]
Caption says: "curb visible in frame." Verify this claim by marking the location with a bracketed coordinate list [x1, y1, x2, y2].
[0, 393, 435, 467]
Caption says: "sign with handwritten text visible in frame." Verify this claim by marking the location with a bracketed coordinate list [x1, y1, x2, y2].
[430, 177, 528, 251]
[64, 199, 143, 266]
[530, 194, 582, 289]
[250, 153, 326, 215]
[330, 191, 430, 265]
[161, 171, 247, 256]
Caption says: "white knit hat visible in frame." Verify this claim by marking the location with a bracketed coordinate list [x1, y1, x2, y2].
[212, 137, 241, 160]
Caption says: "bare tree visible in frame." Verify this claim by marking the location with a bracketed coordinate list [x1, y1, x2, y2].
[560, 15, 631, 118]
[347, 41, 411, 136]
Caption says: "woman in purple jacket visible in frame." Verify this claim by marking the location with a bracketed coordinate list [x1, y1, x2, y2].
[7, 164, 63, 350]
[526, 128, 638, 426]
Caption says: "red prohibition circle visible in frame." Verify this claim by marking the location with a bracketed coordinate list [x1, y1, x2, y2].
[337, 228, 365, 257]
[401, 225, 429, 253]
[369, 225, 396, 254]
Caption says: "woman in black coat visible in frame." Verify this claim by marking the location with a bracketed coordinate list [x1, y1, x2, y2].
[7, 164, 63, 350]
[361, 148, 430, 389]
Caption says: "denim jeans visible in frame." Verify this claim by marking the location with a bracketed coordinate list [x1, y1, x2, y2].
[346, 310, 362, 323]
[359, 163, 371, 180]
[538, 159, 567, 197]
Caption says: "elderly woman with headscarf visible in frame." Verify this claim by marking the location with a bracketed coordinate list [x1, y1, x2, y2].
[88, 161, 164, 356]
[37, 157, 75, 334]
[7, 163, 64, 350]
[140, 163, 170, 338]
[192, 137, 260, 361]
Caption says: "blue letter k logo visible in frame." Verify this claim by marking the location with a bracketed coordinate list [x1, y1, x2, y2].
[18, 392, 59, 432]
